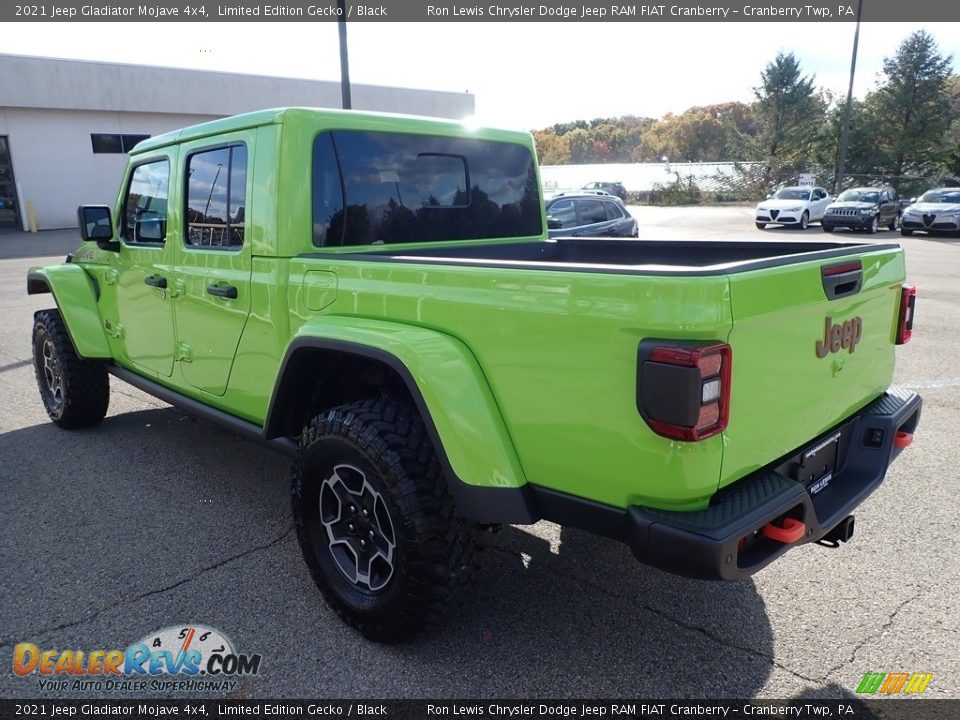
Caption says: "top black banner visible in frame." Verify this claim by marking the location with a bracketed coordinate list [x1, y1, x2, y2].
[5, 0, 960, 23]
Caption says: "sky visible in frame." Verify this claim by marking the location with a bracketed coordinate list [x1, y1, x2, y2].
[6, 21, 960, 130]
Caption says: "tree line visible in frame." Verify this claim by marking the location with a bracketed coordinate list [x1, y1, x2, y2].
[532, 31, 960, 195]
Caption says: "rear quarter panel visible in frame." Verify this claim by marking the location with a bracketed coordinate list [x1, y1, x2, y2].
[288, 256, 733, 510]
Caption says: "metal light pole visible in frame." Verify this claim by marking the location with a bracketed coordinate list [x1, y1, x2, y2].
[834, 0, 864, 192]
[337, 1, 352, 110]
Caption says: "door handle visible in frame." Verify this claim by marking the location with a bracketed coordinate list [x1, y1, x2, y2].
[144, 275, 167, 289]
[207, 284, 238, 299]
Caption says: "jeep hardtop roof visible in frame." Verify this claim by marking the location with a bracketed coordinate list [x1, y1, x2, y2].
[132, 107, 534, 155]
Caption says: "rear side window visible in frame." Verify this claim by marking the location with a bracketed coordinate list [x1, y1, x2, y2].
[185, 144, 247, 249]
[312, 130, 541, 246]
[579, 199, 607, 225]
[313, 133, 345, 246]
[123, 159, 169, 245]
[604, 202, 624, 220]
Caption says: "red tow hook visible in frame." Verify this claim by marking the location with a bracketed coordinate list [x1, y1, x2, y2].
[894, 431, 913, 449]
[762, 517, 806, 544]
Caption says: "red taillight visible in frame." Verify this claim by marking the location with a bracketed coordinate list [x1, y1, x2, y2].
[640, 343, 732, 441]
[896, 284, 916, 345]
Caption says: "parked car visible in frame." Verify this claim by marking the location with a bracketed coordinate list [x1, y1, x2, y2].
[900, 187, 960, 237]
[545, 193, 638, 238]
[755, 186, 831, 230]
[581, 181, 627, 200]
[822, 186, 900, 233]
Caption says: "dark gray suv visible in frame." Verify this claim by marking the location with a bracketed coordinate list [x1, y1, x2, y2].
[581, 181, 628, 200]
[822, 186, 900, 233]
[545, 194, 638, 238]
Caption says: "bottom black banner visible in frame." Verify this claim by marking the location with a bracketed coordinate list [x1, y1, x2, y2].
[1, 700, 957, 720]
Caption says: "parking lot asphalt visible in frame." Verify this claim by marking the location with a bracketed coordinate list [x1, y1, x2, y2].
[0, 211, 957, 700]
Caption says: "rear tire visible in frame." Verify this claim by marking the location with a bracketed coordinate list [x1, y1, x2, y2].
[32, 309, 109, 428]
[291, 399, 476, 643]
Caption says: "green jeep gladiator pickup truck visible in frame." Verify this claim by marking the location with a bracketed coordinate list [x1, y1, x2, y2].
[28, 108, 921, 642]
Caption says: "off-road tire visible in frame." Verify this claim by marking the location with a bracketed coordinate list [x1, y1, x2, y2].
[755, 222, 766, 230]
[32, 309, 109, 428]
[292, 399, 476, 643]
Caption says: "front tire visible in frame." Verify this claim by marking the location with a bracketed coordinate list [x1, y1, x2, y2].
[32, 309, 109, 428]
[867, 215, 879, 234]
[755, 222, 766, 230]
[822, 224, 835, 233]
[901, 227, 914, 237]
[292, 399, 476, 643]
[888, 214, 899, 231]
[798, 211, 809, 230]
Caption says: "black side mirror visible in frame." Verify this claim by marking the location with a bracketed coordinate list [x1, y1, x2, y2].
[77, 205, 120, 251]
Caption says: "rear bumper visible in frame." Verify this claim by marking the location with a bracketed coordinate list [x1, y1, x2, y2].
[523, 387, 921, 580]
[625, 387, 921, 579]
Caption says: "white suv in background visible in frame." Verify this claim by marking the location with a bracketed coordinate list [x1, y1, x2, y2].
[755, 186, 832, 230]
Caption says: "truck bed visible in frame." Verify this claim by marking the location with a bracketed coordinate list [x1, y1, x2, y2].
[324, 238, 901, 275]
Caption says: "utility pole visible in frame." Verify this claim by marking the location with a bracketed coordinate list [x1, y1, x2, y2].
[337, 2, 352, 110]
[834, 0, 863, 193]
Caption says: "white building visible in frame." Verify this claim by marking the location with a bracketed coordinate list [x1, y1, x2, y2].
[0, 54, 475, 231]
[540, 161, 766, 198]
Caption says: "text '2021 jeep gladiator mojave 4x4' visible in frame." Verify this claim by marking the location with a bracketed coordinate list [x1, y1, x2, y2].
[29, 109, 921, 642]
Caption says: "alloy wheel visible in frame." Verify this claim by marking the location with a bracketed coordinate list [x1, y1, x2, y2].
[41, 339, 63, 411]
[318, 463, 396, 592]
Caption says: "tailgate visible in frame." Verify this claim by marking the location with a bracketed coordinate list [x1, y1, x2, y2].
[720, 246, 906, 488]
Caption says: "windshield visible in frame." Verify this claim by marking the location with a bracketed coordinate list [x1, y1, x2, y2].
[773, 188, 811, 200]
[837, 189, 878, 203]
[919, 189, 960, 204]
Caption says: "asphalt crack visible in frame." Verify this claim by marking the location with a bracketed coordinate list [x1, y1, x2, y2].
[0, 526, 294, 649]
[821, 591, 925, 681]
[486, 542, 822, 685]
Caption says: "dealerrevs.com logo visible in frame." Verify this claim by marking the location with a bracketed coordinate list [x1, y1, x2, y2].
[13, 625, 262, 692]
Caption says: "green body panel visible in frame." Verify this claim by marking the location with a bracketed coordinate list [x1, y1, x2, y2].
[169, 128, 257, 395]
[27, 264, 111, 358]
[114, 244, 176, 376]
[285, 315, 529, 490]
[720, 248, 904, 486]
[285, 257, 732, 509]
[38, 107, 909, 516]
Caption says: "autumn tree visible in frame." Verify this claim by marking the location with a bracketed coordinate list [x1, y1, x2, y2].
[532, 129, 571, 165]
[633, 104, 755, 162]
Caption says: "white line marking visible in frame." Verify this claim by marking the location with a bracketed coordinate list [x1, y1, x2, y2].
[901, 377, 960, 389]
